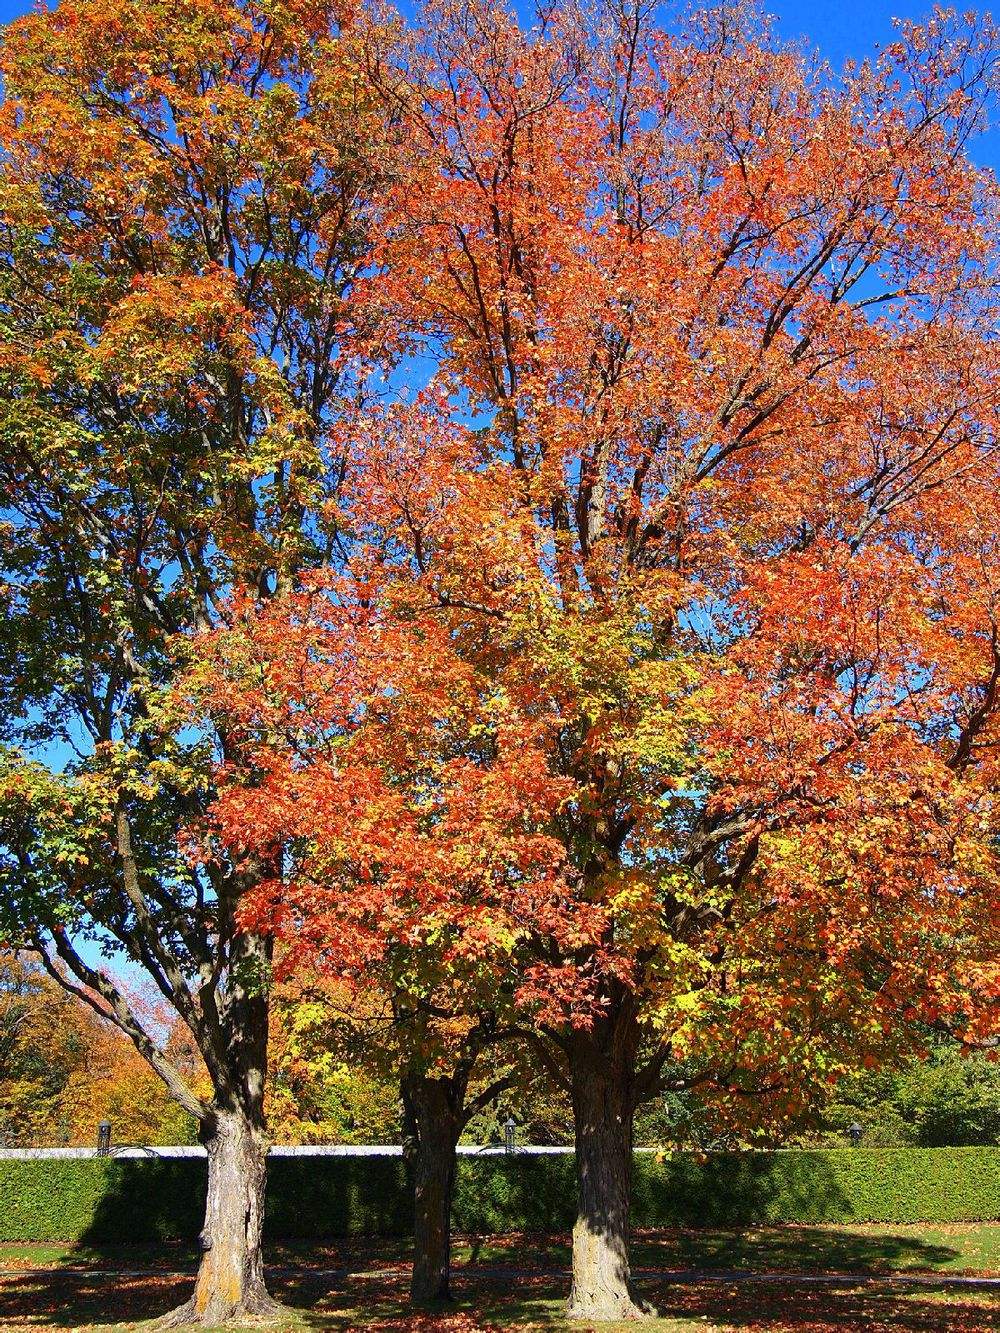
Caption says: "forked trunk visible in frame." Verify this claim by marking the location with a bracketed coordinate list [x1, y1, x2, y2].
[566, 1022, 649, 1321]
[403, 1073, 463, 1305]
[160, 1110, 281, 1326]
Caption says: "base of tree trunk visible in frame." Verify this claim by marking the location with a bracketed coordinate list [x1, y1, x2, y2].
[409, 1261, 457, 1305]
[157, 1287, 289, 1328]
[566, 1285, 656, 1322]
[159, 1109, 280, 1327]
[565, 1295, 655, 1322]
[566, 1223, 656, 1322]
[410, 1290, 458, 1309]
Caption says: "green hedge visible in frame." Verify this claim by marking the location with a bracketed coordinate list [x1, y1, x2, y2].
[2, 1148, 998, 1243]
[452, 1149, 1000, 1233]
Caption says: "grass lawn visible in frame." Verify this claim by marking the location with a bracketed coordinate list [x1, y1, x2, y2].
[0, 1224, 998, 1332]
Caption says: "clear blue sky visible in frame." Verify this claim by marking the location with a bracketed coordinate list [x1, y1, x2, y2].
[0, 0, 964, 61]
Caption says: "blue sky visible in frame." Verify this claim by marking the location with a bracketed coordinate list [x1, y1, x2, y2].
[0, 0, 972, 62]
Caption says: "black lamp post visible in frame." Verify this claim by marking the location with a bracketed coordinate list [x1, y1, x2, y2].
[848, 1122, 863, 1147]
[96, 1121, 112, 1156]
[504, 1117, 516, 1154]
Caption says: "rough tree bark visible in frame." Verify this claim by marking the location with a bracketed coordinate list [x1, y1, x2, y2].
[158, 931, 285, 1327]
[161, 1109, 279, 1326]
[565, 1002, 651, 1322]
[402, 1073, 464, 1304]
[398, 1033, 515, 1309]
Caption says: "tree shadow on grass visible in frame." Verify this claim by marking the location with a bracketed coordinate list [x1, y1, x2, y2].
[0, 1270, 193, 1327]
[456, 1224, 965, 1277]
[646, 1277, 1000, 1331]
[627, 1224, 964, 1275]
[455, 1271, 1000, 1331]
[3, 1265, 1000, 1332]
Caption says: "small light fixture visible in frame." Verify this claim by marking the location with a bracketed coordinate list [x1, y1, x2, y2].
[97, 1122, 112, 1156]
[504, 1117, 516, 1154]
[848, 1122, 863, 1147]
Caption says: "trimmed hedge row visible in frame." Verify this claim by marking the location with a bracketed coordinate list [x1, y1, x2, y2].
[2, 1148, 998, 1243]
[453, 1149, 1000, 1233]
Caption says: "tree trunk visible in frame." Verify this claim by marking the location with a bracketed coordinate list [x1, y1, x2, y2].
[403, 1074, 463, 1305]
[160, 1110, 282, 1326]
[566, 1019, 650, 1321]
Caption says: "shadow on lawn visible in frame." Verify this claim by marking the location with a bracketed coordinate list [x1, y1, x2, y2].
[627, 1224, 963, 1275]
[0, 1270, 193, 1326]
[645, 1277, 1000, 1331]
[458, 1223, 965, 1277]
[0, 1223, 984, 1331]
[3, 1264, 1000, 1332]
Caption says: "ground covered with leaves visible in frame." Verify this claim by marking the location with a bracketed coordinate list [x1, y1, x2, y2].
[0, 1224, 998, 1332]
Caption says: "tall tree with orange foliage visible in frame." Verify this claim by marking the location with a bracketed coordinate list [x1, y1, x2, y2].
[0, 0, 399, 1320]
[325, 0, 1000, 1316]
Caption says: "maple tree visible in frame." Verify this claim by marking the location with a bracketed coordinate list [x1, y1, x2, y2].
[313, 0, 1000, 1317]
[0, 0, 399, 1321]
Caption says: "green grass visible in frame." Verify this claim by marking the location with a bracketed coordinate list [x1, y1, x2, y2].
[1, 1224, 998, 1331]
[452, 1220, 1000, 1276]
[9, 1220, 996, 1279]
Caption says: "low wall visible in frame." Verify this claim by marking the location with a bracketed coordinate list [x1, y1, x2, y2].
[1, 1147, 997, 1242]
